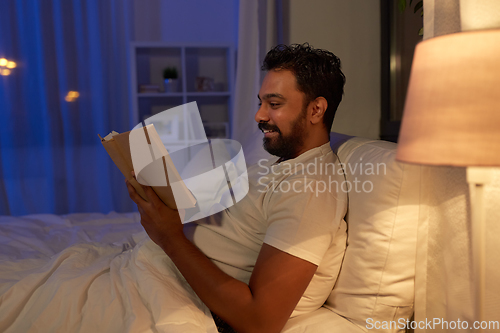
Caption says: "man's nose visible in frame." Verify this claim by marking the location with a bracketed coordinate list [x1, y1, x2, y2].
[255, 103, 269, 123]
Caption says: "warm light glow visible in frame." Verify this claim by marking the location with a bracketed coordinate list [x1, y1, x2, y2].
[397, 29, 500, 166]
[65, 91, 80, 102]
[0, 58, 17, 73]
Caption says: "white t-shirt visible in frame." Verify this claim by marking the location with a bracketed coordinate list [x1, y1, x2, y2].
[183, 142, 347, 316]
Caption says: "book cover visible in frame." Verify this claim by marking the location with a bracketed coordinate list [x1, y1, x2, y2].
[99, 125, 196, 210]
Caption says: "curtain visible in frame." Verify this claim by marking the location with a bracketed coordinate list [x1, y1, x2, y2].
[0, 0, 135, 215]
[231, 0, 287, 166]
[231, 0, 266, 166]
[423, 0, 500, 40]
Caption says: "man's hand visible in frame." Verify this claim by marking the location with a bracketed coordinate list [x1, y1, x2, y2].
[125, 177, 184, 252]
[125, 174, 317, 333]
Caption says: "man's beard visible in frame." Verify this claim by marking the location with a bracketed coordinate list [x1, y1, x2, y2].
[258, 108, 307, 160]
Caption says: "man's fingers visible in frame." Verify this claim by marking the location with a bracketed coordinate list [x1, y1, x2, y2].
[133, 174, 154, 199]
[131, 174, 159, 206]
[126, 179, 150, 207]
[127, 174, 165, 212]
[142, 185, 163, 207]
[127, 180, 154, 222]
[125, 180, 141, 204]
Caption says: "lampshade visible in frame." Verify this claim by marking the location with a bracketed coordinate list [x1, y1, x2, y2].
[396, 29, 500, 166]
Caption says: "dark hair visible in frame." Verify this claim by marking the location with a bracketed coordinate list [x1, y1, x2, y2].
[261, 43, 346, 131]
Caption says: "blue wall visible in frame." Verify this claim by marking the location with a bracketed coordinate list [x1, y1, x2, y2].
[160, 0, 239, 45]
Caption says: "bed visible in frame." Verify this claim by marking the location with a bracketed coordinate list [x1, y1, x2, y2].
[0, 212, 219, 332]
[0, 134, 421, 332]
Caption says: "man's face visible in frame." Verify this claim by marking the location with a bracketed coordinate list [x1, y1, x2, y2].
[256, 69, 309, 159]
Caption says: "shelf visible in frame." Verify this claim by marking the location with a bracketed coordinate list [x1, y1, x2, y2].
[185, 47, 229, 93]
[137, 92, 231, 98]
[138, 92, 184, 98]
[186, 92, 230, 97]
[130, 43, 235, 138]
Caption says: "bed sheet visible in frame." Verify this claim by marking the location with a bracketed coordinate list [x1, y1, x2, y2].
[0, 212, 217, 333]
[0, 212, 144, 260]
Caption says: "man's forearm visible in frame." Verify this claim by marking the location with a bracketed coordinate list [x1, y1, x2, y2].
[159, 233, 269, 333]
[126, 182, 307, 333]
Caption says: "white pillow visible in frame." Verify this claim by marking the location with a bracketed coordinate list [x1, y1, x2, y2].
[324, 136, 421, 332]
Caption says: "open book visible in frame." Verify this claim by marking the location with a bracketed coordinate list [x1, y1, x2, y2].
[99, 125, 196, 210]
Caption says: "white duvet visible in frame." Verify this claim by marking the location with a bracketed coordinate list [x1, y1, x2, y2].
[0, 212, 218, 333]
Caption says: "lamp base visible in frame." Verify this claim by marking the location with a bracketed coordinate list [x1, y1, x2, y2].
[466, 166, 493, 331]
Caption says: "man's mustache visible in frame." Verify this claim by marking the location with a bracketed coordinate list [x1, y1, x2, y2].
[258, 122, 280, 133]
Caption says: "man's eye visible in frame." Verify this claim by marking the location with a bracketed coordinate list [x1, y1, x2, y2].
[270, 103, 280, 108]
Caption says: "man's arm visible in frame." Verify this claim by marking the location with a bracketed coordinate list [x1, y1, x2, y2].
[126, 180, 317, 333]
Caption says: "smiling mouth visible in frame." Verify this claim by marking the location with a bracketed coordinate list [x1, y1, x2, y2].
[259, 122, 279, 135]
[262, 129, 279, 137]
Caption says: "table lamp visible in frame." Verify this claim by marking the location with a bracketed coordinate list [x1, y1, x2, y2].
[396, 28, 500, 330]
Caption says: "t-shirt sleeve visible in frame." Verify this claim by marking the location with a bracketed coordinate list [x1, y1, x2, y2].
[263, 174, 346, 266]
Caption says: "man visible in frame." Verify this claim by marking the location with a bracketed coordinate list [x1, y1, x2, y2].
[126, 43, 347, 333]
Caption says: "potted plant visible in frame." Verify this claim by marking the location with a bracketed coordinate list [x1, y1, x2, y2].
[163, 67, 179, 93]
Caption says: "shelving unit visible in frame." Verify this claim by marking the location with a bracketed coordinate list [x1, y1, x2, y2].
[130, 42, 235, 153]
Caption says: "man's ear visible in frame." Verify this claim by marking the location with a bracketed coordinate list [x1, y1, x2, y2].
[309, 97, 328, 125]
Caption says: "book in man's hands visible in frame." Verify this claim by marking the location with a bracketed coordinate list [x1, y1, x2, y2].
[99, 125, 196, 210]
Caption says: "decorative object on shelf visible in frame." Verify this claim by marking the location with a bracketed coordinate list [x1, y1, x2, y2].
[196, 76, 215, 92]
[163, 66, 179, 93]
[130, 44, 234, 139]
[152, 113, 180, 142]
[138, 84, 161, 93]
